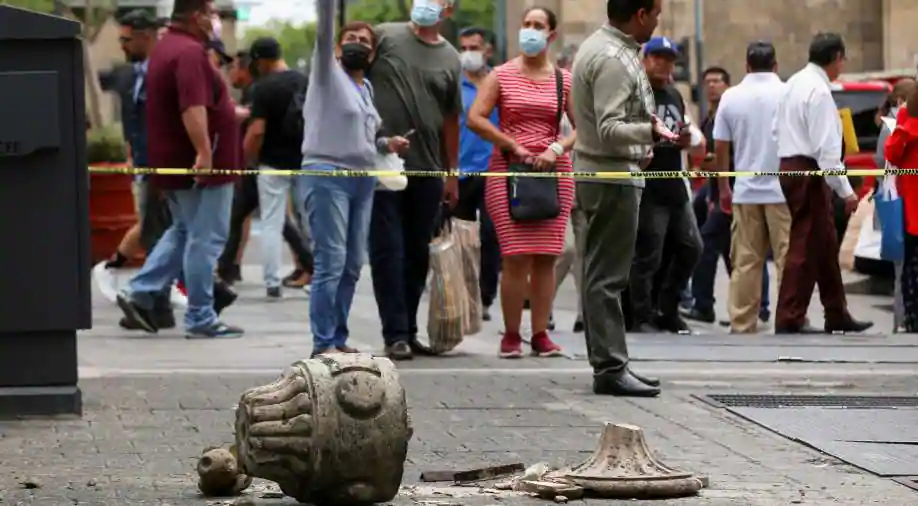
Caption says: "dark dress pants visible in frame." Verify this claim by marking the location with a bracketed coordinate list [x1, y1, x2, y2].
[453, 176, 501, 307]
[369, 174, 444, 345]
[776, 156, 849, 329]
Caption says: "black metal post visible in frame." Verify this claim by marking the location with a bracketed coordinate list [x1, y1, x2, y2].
[338, 0, 346, 28]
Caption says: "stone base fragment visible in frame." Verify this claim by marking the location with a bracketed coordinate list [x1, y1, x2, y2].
[235, 353, 411, 505]
[564, 423, 704, 498]
[197, 448, 252, 497]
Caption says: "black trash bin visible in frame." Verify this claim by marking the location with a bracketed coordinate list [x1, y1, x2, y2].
[0, 5, 90, 418]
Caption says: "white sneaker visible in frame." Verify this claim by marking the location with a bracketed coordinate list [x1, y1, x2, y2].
[170, 284, 188, 307]
[92, 262, 120, 304]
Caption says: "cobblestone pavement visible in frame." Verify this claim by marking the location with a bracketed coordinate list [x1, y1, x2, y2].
[0, 260, 915, 505]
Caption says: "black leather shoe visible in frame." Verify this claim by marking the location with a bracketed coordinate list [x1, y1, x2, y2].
[628, 369, 660, 387]
[214, 280, 238, 315]
[655, 313, 691, 333]
[632, 321, 660, 333]
[825, 318, 873, 334]
[680, 307, 715, 324]
[593, 371, 661, 397]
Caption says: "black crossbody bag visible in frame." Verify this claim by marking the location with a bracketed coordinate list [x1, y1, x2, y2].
[506, 68, 563, 221]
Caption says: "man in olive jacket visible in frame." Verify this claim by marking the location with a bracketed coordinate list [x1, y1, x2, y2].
[571, 0, 675, 397]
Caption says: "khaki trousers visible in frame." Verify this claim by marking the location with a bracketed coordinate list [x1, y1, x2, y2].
[729, 203, 791, 333]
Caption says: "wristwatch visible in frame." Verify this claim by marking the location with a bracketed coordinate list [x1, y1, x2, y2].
[549, 142, 564, 156]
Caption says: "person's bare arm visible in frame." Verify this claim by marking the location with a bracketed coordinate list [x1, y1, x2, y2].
[181, 106, 211, 160]
[467, 73, 516, 149]
[243, 118, 265, 165]
[558, 87, 577, 151]
[442, 114, 459, 170]
[715, 140, 732, 210]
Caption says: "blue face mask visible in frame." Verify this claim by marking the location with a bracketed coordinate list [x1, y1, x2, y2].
[519, 28, 547, 56]
[411, 1, 442, 27]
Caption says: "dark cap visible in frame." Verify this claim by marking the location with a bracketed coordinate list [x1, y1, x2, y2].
[208, 39, 233, 65]
[746, 40, 776, 71]
[120, 9, 162, 30]
[249, 37, 282, 60]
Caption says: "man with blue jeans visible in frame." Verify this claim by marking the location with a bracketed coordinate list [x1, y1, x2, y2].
[116, 0, 243, 339]
[453, 26, 500, 320]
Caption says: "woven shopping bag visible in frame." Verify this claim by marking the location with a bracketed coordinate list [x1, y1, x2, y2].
[423, 222, 465, 354]
[452, 219, 482, 336]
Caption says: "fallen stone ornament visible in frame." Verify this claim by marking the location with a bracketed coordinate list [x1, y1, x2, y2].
[197, 447, 252, 497]
[564, 422, 704, 498]
[235, 353, 412, 505]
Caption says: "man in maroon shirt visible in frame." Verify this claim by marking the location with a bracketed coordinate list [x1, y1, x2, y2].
[116, 0, 243, 339]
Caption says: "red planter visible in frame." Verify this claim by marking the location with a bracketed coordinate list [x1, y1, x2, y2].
[89, 163, 139, 265]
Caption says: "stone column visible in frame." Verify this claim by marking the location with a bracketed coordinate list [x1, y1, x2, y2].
[235, 354, 412, 505]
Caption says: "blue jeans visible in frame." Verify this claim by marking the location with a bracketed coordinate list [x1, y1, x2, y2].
[301, 172, 375, 350]
[128, 183, 233, 330]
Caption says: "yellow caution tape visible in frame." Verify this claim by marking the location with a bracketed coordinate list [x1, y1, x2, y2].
[86, 166, 918, 179]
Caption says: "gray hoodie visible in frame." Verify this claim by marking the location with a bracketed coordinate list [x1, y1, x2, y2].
[300, 0, 382, 169]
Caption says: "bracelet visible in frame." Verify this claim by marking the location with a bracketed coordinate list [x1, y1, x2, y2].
[549, 142, 564, 156]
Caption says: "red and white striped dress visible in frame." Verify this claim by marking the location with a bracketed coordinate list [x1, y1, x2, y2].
[484, 60, 574, 257]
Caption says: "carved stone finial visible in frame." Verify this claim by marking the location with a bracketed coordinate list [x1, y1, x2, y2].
[197, 448, 252, 497]
[235, 353, 412, 505]
[564, 423, 704, 498]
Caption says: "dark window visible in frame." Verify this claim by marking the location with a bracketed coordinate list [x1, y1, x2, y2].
[832, 90, 886, 152]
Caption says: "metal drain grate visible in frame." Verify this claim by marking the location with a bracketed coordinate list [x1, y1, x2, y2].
[701, 394, 918, 409]
[892, 477, 918, 492]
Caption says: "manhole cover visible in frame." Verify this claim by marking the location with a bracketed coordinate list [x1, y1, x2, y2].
[700, 394, 918, 409]
[892, 477, 918, 492]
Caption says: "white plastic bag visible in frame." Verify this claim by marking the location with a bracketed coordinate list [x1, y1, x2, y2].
[374, 153, 407, 191]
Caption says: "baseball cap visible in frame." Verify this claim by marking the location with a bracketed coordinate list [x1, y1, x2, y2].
[208, 39, 233, 65]
[119, 9, 162, 30]
[249, 36, 282, 60]
[643, 36, 679, 57]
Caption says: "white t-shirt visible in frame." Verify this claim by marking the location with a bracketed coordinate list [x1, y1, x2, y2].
[713, 72, 787, 204]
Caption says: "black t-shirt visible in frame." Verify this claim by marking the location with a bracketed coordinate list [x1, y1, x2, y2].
[250, 70, 308, 169]
[702, 110, 735, 203]
[645, 86, 688, 205]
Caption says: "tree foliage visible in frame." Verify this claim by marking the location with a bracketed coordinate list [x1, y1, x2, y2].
[0, 0, 55, 13]
[347, 0, 494, 44]
[240, 0, 495, 62]
[242, 20, 317, 69]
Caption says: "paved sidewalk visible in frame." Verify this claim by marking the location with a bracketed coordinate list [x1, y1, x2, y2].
[2, 373, 915, 505]
[1, 259, 915, 504]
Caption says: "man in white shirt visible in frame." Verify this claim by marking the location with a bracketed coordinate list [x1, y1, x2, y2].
[713, 42, 788, 333]
[772, 33, 872, 334]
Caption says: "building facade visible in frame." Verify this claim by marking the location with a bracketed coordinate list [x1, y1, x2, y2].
[506, 0, 918, 82]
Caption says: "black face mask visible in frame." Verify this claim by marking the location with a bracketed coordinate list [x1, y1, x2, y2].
[340, 43, 372, 71]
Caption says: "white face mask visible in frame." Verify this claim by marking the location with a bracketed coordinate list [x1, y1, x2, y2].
[460, 51, 485, 72]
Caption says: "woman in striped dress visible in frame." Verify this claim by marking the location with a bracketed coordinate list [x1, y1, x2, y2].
[467, 6, 576, 358]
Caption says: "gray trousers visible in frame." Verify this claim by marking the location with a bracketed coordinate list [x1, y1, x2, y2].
[577, 183, 641, 376]
[630, 197, 702, 323]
